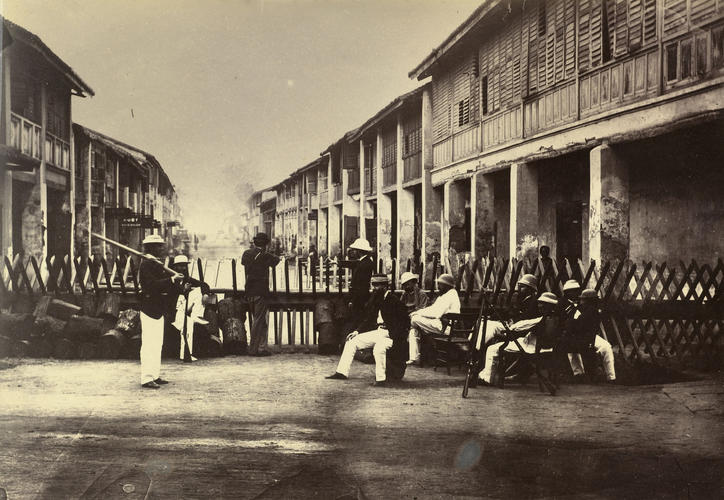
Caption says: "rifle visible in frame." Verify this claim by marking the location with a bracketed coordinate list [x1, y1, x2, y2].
[181, 289, 192, 363]
[88, 231, 178, 275]
[462, 292, 496, 398]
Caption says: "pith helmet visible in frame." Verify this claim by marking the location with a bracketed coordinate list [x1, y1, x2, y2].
[580, 289, 598, 301]
[349, 238, 373, 252]
[436, 273, 455, 288]
[142, 234, 164, 245]
[517, 274, 538, 291]
[537, 292, 559, 305]
[400, 272, 419, 285]
[563, 280, 581, 292]
[173, 255, 189, 265]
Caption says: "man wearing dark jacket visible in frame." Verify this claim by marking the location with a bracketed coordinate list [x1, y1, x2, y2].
[326, 274, 410, 386]
[242, 232, 280, 356]
[139, 234, 183, 389]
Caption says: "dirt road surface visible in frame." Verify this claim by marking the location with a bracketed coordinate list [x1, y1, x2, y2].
[0, 355, 722, 499]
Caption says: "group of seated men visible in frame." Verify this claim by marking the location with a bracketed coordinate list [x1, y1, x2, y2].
[325, 242, 615, 387]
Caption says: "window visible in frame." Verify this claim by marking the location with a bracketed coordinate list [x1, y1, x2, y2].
[714, 27, 724, 69]
[696, 35, 708, 76]
[457, 98, 470, 127]
[666, 43, 678, 82]
[681, 39, 693, 79]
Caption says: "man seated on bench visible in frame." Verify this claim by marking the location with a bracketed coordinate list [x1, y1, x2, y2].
[472, 273, 541, 351]
[565, 289, 616, 383]
[477, 292, 559, 386]
[407, 273, 460, 365]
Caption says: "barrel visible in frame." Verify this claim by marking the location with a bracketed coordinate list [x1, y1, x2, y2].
[222, 318, 247, 355]
[98, 329, 127, 359]
[317, 322, 339, 355]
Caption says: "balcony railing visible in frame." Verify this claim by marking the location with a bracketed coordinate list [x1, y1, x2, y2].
[403, 151, 422, 182]
[9, 112, 41, 161]
[382, 164, 396, 187]
[332, 183, 342, 202]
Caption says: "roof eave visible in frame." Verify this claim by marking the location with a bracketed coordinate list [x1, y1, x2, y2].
[408, 0, 499, 81]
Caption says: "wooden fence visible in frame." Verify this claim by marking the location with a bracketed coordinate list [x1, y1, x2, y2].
[1, 252, 722, 367]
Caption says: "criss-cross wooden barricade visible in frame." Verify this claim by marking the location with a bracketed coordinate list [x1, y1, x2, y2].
[1, 252, 722, 367]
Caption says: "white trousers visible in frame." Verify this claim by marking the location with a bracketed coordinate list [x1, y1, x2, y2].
[568, 335, 616, 380]
[336, 328, 393, 382]
[408, 315, 443, 362]
[140, 312, 164, 384]
[479, 332, 543, 383]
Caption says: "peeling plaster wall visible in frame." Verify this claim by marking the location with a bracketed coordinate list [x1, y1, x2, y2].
[624, 124, 724, 263]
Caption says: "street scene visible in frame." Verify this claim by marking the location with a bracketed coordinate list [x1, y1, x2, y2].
[1, 0, 723, 498]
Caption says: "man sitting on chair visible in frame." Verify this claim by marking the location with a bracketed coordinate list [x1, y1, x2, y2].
[472, 273, 540, 351]
[326, 274, 410, 387]
[478, 292, 559, 385]
[566, 289, 616, 383]
[407, 273, 460, 365]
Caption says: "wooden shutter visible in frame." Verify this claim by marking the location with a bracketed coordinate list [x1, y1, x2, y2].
[546, 1, 556, 86]
[564, 0, 576, 79]
[590, 0, 603, 66]
[527, 2, 539, 92]
[579, 0, 591, 71]
[691, 0, 716, 26]
[628, 0, 643, 48]
[614, 0, 629, 56]
[642, 0, 657, 45]
[432, 73, 451, 141]
[538, 1, 548, 88]
[663, 0, 688, 38]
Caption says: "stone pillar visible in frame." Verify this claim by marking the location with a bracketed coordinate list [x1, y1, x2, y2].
[589, 144, 630, 264]
[1, 51, 12, 255]
[397, 113, 414, 281]
[473, 171, 496, 258]
[377, 129, 392, 272]
[421, 86, 440, 280]
[68, 100, 77, 259]
[510, 162, 539, 261]
[39, 84, 48, 258]
[341, 150, 359, 255]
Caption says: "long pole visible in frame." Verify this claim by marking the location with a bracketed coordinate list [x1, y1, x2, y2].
[89, 231, 176, 275]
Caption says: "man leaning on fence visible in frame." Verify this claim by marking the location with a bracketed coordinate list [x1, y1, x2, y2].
[242, 233, 280, 357]
[407, 273, 460, 365]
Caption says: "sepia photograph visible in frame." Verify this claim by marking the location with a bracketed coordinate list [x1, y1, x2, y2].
[0, 0, 722, 498]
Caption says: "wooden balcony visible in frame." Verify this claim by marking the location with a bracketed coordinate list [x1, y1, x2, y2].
[46, 133, 71, 170]
[9, 112, 41, 161]
[403, 151, 422, 182]
[382, 163, 396, 187]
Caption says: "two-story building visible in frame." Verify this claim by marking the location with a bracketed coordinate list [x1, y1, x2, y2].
[1, 17, 93, 259]
[409, 0, 724, 266]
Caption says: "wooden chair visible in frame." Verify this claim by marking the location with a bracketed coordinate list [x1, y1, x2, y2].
[430, 312, 479, 375]
[496, 317, 559, 395]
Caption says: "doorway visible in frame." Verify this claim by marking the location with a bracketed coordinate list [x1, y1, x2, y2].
[556, 201, 583, 263]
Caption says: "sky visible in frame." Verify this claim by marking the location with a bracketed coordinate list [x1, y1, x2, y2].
[3, 0, 481, 234]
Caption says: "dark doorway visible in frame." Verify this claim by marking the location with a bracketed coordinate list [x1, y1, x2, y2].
[556, 201, 583, 262]
[413, 185, 422, 269]
[365, 202, 377, 258]
[47, 188, 70, 257]
[343, 215, 359, 254]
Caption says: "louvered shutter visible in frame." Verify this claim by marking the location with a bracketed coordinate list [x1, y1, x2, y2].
[546, 2, 556, 86]
[432, 73, 451, 141]
[691, 0, 716, 26]
[642, 0, 657, 45]
[663, 0, 688, 38]
[590, 1, 603, 66]
[554, 0, 565, 83]
[528, 3, 539, 92]
[579, 0, 591, 71]
[628, 0, 643, 48]
[564, 0, 576, 79]
[614, 0, 629, 56]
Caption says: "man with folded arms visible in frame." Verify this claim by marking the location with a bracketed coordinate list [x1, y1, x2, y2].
[407, 273, 460, 365]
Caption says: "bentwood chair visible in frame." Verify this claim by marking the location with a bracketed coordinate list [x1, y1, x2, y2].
[431, 312, 479, 375]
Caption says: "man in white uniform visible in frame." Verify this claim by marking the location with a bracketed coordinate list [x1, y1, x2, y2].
[170, 255, 209, 362]
[407, 273, 461, 365]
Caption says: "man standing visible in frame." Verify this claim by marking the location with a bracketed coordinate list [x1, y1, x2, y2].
[139, 234, 183, 389]
[326, 274, 410, 386]
[347, 238, 375, 313]
[242, 233, 280, 357]
[407, 273, 461, 365]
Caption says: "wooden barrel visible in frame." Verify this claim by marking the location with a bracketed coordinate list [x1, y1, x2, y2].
[222, 318, 247, 355]
[126, 334, 142, 359]
[317, 322, 339, 355]
[98, 329, 127, 359]
[96, 293, 120, 319]
[53, 338, 77, 359]
[75, 295, 97, 317]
